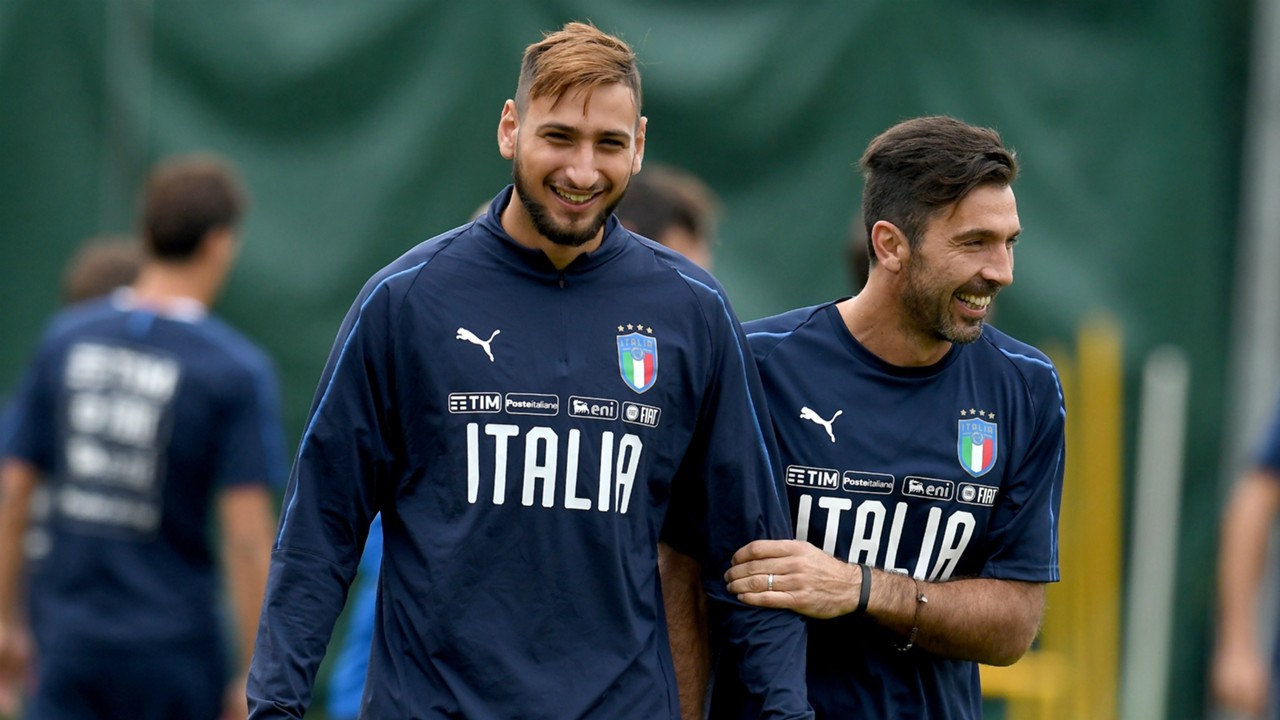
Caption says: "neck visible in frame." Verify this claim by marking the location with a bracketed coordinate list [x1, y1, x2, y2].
[838, 280, 951, 367]
[130, 261, 219, 309]
[500, 191, 602, 270]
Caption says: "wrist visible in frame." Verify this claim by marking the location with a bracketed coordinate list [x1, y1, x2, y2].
[849, 563, 871, 617]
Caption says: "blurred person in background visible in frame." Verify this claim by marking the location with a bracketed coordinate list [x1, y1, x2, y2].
[0, 235, 144, 715]
[60, 236, 146, 306]
[1213, 396, 1280, 718]
[250, 21, 810, 720]
[615, 162, 720, 270]
[0, 155, 285, 720]
[714, 115, 1065, 718]
[323, 162, 723, 720]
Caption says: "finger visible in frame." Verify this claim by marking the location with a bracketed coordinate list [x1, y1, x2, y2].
[735, 587, 795, 610]
[730, 539, 799, 565]
[724, 559, 772, 583]
[727, 571, 781, 596]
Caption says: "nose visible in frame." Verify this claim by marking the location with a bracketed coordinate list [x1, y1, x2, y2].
[563, 145, 601, 189]
[981, 244, 1015, 287]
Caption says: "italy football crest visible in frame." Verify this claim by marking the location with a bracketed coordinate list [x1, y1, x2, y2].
[617, 332, 657, 393]
[957, 416, 997, 477]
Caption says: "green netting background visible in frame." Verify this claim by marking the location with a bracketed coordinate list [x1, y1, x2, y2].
[0, 1, 1251, 716]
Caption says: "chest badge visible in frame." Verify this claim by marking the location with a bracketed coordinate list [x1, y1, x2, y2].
[957, 408, 998, 477]
[617, 325, 657, 393]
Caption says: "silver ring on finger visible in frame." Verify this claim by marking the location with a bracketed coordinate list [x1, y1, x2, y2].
[767, 573, 775, 592]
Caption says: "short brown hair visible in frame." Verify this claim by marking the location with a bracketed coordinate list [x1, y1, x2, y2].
[141, 153, 246, 261]
[61, 235, 143, 304]
[860, 116, 1017, 257]
[514, 21, 641, 119]
[615, 164, 720, 245]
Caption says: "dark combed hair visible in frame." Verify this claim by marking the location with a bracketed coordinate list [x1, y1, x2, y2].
[141, 154, 246, 261]
[515, 21, 641, 118]
[859, 116, 1017, 253]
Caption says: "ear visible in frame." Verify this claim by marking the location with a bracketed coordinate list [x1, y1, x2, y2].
[202, 227, 239, 261]
[497, 99, 519, 160]
[870, 220, 908, 273]
[631, 115, 647, 174]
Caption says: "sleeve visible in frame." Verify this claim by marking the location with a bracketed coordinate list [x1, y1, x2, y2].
[1253, 392, 1280, 474]
[664, 290, 813, 720]
[324, 514, 383, 718]
[212, 356, 288, 491]
[246, 283, 400, 719]
[5, 337, 59, 472]
[979, 363, 1067, 583]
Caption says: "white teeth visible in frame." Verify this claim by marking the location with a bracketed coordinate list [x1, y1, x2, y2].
[957, 293, 992, 309]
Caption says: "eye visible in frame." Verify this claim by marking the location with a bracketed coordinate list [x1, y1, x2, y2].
[599, 138, 627, 150]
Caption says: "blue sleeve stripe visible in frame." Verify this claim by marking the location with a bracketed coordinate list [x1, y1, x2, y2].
[745, 330, 790, 341]
[997, 346, 1067, 576]
[676, 272, 785, 508]
[276, 261, 430, 549]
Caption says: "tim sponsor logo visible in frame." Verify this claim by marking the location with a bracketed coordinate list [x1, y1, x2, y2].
[448, 392, 501, 414]
[505, 393, 559, 416]
[958, 482, 998, 507]
[903, 476, 954, 502]
[786, 465, 840, 490]
[841, 471, 895, 495]
[622, 401, 661, 428]
[568, 396, 619, 421]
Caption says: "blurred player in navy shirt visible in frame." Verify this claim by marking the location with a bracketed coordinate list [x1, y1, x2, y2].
[0, 156, 285, 720]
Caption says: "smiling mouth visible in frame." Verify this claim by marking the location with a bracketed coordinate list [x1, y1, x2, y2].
[956, 292, 993, 311]
[553, 187, 598, 205]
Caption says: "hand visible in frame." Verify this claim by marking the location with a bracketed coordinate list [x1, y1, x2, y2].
[1212, 643, 1269, 717]
[724, 539, 861, 619]
[220, 671, 249, 720]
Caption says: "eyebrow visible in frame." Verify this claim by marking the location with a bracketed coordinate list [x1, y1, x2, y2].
[538, 122, 632, 142]
[953, 227, 1021, 242]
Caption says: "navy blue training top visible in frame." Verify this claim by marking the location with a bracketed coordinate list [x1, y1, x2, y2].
[248, 187, 812, 720]
[6, 291, 286, 653]
[714, 301, 1065, 720]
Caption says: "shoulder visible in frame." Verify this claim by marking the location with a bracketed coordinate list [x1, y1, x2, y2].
[977, 326, 1057, 377]
[362, 223, 476, 301]
[629, 232, 726, 299]
[188, 316, 278, 382]
[38, 298, 118, 345]
[975, 325, 1064, 405]
[744, 303, 831, 358]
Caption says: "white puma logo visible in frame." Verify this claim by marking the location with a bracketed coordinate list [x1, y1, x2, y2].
[456, 327, 500, 362]
[800, 406, 842, 443]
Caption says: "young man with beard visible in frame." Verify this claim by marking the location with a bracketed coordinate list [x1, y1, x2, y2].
[714, 115, 1066, 718]
[247, 22, 810, 720]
